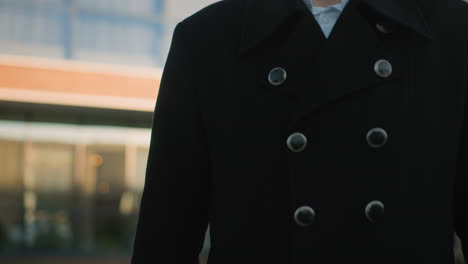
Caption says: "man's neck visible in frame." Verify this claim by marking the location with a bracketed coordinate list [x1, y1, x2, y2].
[311, 0, 341, 7]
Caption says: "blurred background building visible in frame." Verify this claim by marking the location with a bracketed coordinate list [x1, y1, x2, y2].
[0, 1, 466, 264]
[0, 0, 215, 263]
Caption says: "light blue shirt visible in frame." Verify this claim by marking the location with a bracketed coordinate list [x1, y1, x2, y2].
[303, 0, 350, 38]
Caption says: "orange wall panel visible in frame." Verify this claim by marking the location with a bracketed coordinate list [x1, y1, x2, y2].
[0, 64, 161, 100]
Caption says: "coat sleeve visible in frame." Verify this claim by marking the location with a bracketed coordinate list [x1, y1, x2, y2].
[131, 21, 211, 264]
[455, 123, 468, 259]
[454, 53, 468, 260]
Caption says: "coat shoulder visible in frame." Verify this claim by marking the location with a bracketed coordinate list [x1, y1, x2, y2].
[167, 0, 245, 89]
[452, 0, 468, 24]
[447, 0, 468, 31]
[170, 0, 246, 72]
[452, 0, 468, 51]
[417, 0, 468, 27]
[418, 0, 468, 47]
[177, 0, 245, 40]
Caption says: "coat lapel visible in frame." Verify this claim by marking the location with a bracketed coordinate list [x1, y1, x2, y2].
[361, 0, 432, 39]
[285, 0, 385, 127]
[286, 0, 434, 127]
[237, 0, 433, 130]
[238, 0, 309, 56]
[238, 0, 432, 56]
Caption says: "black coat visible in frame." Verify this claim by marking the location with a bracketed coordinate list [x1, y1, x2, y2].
[131, 0, 468, 263]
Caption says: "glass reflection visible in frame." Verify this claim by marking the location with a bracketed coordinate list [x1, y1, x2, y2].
[0, 121, 150, 256]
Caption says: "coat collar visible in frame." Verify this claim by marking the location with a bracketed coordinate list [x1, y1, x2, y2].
[238, 0, 432, 56]
[362, 0, 432, 39]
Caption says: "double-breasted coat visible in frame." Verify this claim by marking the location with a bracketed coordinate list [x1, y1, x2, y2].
[131, 0, 468, 263]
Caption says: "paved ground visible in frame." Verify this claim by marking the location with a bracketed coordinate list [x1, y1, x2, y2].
[0, 256, 131, 264]
[0, 253, 463, 264]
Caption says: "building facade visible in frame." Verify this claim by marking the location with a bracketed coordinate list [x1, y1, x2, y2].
[0, 0, 215, 263]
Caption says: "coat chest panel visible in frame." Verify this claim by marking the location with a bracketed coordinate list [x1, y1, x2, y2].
[196, 3, 467, 263]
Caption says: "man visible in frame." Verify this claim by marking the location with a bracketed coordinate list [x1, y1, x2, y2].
[131, 0, 468, 263]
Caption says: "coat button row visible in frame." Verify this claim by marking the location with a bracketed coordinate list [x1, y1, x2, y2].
[286, 128, 388, 152]
[294, 200, 384, 227]
[268, 59, 392, 86]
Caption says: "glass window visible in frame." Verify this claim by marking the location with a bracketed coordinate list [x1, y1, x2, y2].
[87, 144, 127, 252]
[0, 121, 154, 257]
[0, 0, 165, 66]
[27, 142, 75, 251]
[77, 0, 163, 15]
[72, 15, 163, 66]
[0, 140, 23, 253]
[31, 142, 74, 193]
[0, 4, 64, 58]
[134, 147, 149, 193]
[0, 140, 22, 191]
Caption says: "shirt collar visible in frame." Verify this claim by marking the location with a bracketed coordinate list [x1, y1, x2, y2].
[305, 0, 350, 16]
[237, 0, 433, 56]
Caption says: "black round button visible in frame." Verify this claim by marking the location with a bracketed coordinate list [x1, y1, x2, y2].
[268, 67, 287, 86]
[287, 132, 307, 152]
[366, 127, 388, 148]
[365, 200, 385, 223]
[374, 59, 393, 78]
[294, 206, 316, 227]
